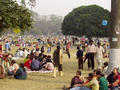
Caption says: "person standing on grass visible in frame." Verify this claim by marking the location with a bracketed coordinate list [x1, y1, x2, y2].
[53, 45, 63, 77]
[95, 42, 104, 70]
[66, 42, 70, 59]
[5, 41, 11, 52]
[76, 46, 83, 70]
[86, 40, 96, 70]
[47, 43, 51, 53]
[41, 46, 45, 54]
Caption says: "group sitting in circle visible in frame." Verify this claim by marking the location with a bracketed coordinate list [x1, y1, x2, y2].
[63, 68, 120, 90]
[0, 47, 54, 80]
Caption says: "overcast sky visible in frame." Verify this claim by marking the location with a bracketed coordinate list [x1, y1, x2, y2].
[31, 0, 111, 16]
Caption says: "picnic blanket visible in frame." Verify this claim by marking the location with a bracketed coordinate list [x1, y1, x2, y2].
[26, 70, 54, 73]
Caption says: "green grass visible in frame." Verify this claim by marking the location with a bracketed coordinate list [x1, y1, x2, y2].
[0, 44, 108, 90]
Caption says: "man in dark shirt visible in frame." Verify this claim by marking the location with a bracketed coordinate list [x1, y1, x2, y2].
[109, 68, 120, 90]
[76, 47, 83, 69]
[70, 70, 84, 88]
[31, 57, 42, 71]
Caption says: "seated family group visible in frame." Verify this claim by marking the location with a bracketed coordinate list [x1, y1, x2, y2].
[0, 47, 54, 80]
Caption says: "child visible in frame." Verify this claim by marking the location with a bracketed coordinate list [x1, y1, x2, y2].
[102, 62, 108, 75]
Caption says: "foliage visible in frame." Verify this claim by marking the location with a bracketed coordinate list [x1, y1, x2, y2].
[62, 5, 110, 37]
[0, 0, 33, 34]
[20, 0, 36, 7]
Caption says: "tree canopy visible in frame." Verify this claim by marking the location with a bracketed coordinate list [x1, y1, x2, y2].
[0, 0, 33, 34]
[62, 5, 110, 38]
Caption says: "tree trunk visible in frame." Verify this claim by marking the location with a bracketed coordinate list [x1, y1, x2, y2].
[107, 0, 120, 74]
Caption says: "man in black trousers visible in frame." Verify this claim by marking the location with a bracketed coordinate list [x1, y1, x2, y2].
[86, 40, 96, 70]
[76, 46, 83, 69]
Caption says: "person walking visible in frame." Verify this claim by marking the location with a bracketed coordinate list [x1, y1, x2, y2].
[66, 42, 70, 59]
[53, 45, 63, 77]
[76, 47, 83, 69]
[5, 41, 11, 52]
[87, 40, 96, 70]
[47, 43, 51, 53]
[96, 42, 104, 70]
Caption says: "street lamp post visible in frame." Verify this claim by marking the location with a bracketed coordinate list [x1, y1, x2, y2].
[107, 0, 120, 74]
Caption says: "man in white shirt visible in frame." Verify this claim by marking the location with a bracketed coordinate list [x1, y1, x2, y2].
[96, 42, 104, 69]
[87, 40, 96, 70]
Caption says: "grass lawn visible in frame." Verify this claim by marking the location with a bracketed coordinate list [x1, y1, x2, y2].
[0, 44, 108, 90]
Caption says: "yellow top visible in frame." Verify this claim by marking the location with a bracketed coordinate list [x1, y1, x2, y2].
[84, 78, 99, 90]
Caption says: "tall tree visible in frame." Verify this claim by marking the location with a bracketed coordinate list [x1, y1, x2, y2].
[107, 0, 120, 74]
[62, 5, 110, 38]
[0, 0, 33, 34]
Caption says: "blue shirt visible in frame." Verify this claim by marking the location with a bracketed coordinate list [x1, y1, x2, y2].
[5, 43, 10, 49]
[77, 49, 83, 58]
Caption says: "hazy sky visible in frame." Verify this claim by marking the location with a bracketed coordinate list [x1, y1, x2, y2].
[31, 0, 111, 16]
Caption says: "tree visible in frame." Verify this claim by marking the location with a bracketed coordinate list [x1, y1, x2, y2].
[62, 5, 110, 38]
[0, 0, 33, 34]
[107, 0, 120, 74]
[20, 0, 36, 7]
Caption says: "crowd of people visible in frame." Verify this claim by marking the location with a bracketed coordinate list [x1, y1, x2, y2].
[0, 43, 55, 80]
[0, 35, 115, 90]
[62, 39, 120, 90]
[76, 40, 108, 71]
[23, 48, 54, 71]
[63, 68, 120, 90]
[0, 55, 27, 80]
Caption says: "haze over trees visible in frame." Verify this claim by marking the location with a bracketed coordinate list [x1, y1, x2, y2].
[30, 14, 63, 35]
[62, 5, 110, 38]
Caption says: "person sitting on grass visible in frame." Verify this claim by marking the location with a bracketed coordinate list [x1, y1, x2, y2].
[19, 48, 24, 57]
[24, 54, 30, 64]
[107, 70, 114, 87]
[102, 62, 108, 75]
[8, 60, 19, 76]
[93, 69, 101, 78]
[24, 57, 33, 69]
[15, 49, 20, 57]
[108, 68, 120, 90]
[0, 60, 5, 79]
[63, 70, 84, 90]
[23, 48, 28, 58]
[14, 63, 27, 80]
[2, 55, 10, 74]
[34, 48, 41, 59]
[38, 53, 44, 62]
[70, 73, 99, 90]
[44, 56, 54, 71]
[70, 70, 84, 89]
[8, 61, 15, 76]
[31, 56, 42, 71]
[96, 70, 108, 90]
